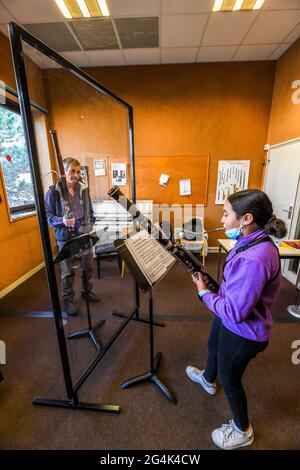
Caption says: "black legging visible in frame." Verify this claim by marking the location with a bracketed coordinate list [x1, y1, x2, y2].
[203, 316, 268, 431]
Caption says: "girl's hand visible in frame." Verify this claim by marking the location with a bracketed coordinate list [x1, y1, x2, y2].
[191, 272, 206, 291]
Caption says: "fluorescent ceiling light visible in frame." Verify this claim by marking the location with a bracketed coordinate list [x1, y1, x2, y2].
[212, 0, 265, 11]
[55, 0, 72, 19]
[212, 0, 223, 11]
[233, 0, 244, 10]
[76, 0, 91, 17]
[253, 0, 265, 9]
[97, 0, 110, 16]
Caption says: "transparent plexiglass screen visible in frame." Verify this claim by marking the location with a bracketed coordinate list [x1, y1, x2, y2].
[23, 40, 132, 380]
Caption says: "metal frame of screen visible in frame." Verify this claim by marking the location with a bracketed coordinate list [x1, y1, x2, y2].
[8, 21, 138, 413]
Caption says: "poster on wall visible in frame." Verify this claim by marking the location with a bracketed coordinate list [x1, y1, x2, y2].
[112, 162, 127, 186]
[93, 159, 106, 176]
[179, 179, 192, 196]
[215, 160, 250, 204]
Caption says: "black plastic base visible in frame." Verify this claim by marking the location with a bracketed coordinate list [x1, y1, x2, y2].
[67, 319, 105, 351]
[120, 352, 177, 404]
[33, 397, 120, 413]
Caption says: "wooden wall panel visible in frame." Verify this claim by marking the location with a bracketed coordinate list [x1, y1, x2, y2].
[24, 56, 47, 109]
[135, 155, 209, 205]
[0, 32, 15, 89]
[268, 38, 300, 145]
[0, 32, 47, 107]
[83, 61, 275, 245]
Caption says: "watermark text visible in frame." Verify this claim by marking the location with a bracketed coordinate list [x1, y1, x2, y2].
[291, 80, 300, 104]
[0, 340, 6, 365]
[291, 339, 300, 365]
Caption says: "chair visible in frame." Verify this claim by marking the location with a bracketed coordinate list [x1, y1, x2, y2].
[95, 242, 124, 279]
[180, 218, 208, 265]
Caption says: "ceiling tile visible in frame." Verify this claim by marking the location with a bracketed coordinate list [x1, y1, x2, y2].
[123, 47, 160, 65]
[161, 14, 208, 47]
[115, 17, 158, 48]
[1, 0, 298, 67]
[61, 51, 90, 67]
[244, 10, 300, 44]
[233, 44, 278, 61]
[70, 18, 118, 50]
[202, 11, 258, 46]
[109, 0, 160, 17]
[161, 47, 198, 63]
[197, 45, 238, 62]
[262, 0, 300, 10]
[1, 0, 63, 23]
[284, 23, 300, 44]
[268, 43, 292, 59]
[162, 0, 213, 14]
[24, 22, 80, 52]
[85, 49, 124, 66]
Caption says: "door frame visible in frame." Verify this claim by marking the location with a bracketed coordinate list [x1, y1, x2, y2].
[263, 137, 300, 285]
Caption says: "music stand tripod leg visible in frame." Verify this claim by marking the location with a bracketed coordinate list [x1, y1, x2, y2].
[120, 290, 177, 404]
[67, 266, 104, 351]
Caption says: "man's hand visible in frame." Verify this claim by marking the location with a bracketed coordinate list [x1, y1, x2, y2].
[63, 217, 75, 227]
[191, 272, 206, 291]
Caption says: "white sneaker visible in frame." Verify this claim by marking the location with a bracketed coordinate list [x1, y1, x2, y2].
[185, 366, 217, 395]
[212, 420, 254, 450]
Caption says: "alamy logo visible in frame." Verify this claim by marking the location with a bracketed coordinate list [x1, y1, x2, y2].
[0, 80, 6, 105]
[0, 340, 6, 365]
[291, 80, 300, 104]
[291, 340, 300, 365]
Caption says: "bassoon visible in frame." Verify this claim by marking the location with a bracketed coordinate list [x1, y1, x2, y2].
[108, 185, 220, 293]
[49, 129, 75, 237]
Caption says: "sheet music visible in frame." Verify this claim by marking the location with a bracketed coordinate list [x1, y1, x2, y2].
[124, 230, 175, 287]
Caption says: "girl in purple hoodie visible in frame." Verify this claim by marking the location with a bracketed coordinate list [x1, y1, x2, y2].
[187, 189, 286, 450]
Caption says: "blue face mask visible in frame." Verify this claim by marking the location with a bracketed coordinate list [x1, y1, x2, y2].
[225, 221, 244, 240]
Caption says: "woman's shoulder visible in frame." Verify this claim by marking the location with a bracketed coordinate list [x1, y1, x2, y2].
[237, 240, 279, 273]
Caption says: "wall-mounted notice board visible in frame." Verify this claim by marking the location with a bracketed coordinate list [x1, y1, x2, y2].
[135, 155, 209, 205]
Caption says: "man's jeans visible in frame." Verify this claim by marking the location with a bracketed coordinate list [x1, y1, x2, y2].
[58, 242, 94, 303]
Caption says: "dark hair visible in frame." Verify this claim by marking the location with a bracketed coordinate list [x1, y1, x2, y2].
[227, 189, 287, 239]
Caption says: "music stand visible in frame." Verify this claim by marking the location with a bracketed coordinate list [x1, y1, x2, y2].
[54, 231, 104, 351]
[114, 238, 177, 404]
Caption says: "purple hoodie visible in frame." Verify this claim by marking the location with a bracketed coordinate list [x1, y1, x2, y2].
[202, 228, 281, 341]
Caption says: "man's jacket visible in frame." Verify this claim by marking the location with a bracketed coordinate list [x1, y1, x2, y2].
[45, 180, 95, 242]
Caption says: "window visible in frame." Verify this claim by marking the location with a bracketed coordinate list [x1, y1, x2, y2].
[0, 102, 36, 218]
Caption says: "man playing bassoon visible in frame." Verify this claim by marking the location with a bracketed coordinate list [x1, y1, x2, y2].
[45, 157, 100, 316]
